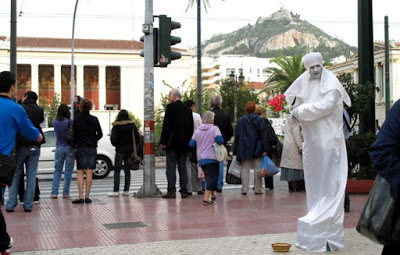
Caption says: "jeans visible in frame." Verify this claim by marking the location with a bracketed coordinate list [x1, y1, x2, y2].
[51, 146, 74, 196]
[113, 152, 131, 192]
[166, 149, 188, 193]
[6, 146, 40, 210]
[217, 161, 224, 190]
[0, 187, 10, 252]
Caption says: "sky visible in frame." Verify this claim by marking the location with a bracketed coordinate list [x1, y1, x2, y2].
[1, 0, 400, 49]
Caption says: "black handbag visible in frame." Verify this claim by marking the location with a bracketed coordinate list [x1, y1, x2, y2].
[225, 158, 241, 184]
[0, 154, 16, 187]
[130, 128, 141, 170]
[356, 175, 400, 245]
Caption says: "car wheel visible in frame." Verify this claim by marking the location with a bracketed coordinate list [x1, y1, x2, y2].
[94, 155, 112, 179]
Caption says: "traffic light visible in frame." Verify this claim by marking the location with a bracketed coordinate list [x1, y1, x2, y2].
[140, 28, 158, 66]
[158, 15, 181, 67]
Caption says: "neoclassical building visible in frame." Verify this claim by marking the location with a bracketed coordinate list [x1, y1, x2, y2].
[0, 36, 192, 128]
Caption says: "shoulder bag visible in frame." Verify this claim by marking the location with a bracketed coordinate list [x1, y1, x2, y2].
[0, 154, 16, 186]
[130, 128, 141, 170]
[356, 175, 400, 245]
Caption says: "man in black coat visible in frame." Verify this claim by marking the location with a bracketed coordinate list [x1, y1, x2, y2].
[160, 89, 194, 199]
[7, 91, 45, 212]
[210, 95, 233, 192]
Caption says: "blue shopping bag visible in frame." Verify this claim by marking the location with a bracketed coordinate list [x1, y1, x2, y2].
[259, 156, 280, 177]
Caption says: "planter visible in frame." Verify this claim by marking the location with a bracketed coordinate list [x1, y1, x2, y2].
[346, 179, 374, 194]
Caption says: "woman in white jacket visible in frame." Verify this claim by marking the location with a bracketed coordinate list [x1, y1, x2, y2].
[280, 119, 304, 192]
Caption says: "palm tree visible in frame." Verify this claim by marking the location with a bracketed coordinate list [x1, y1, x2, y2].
[186, 0, 224, 114]
[265, 55, 306, 93]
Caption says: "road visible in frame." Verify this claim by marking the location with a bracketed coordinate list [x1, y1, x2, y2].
[6, 169, 287, 199]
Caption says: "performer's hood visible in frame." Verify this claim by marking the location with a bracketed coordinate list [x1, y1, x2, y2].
[284, 68, 351, 107]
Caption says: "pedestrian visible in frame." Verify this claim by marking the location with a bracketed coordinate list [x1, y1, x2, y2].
[285, 52, 351, 251]
[255, 105, 275, 190]
[72, 98, 103, 204]
[369, 99, 400, 254]
[108, 109, 140, 197]
[51, 104, 74, 199]
[189, 111, 224, 205]
[279, 117, 304, 192]
[16, 98, 41, 204]
[7, 91, 45, 213]
[0, 71, 43, 254]
[210, 95, 233, 193]
[184, 99, 203, 196]
[160, 89, 194, 199]
[233, 101, 269, 195]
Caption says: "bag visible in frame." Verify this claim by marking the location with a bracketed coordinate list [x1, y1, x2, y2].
[225, 158, 242, 184]
[130, 128, 141, 170]
[0, 154, 16, 187]
[356, 175, 400, 245]
[213, 143, 228, 162]
[259, 155, 280, 176]
[66, 121, 74, 146]
[228, 156, 241, 178]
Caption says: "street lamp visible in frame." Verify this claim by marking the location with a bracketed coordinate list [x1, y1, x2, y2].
[229, 70, 244, 123]
[71, 0, 80, 119]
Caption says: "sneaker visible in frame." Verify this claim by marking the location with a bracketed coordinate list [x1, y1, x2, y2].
[23, 208, 32, 212]
[108, 192, 119, 197]
[203, 200, 216, 206]
[122, 191, 129, 196]
[51, 195, 58, 199]
[33, 200, 40, 204]
[63, 195, 70, 199]
[5, 208, 13, 213]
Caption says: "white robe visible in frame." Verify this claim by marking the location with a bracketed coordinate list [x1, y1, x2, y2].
[285, 69, 350, 252]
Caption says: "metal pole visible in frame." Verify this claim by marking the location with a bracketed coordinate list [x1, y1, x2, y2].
[136, 0, 161, 197]
[384, 16, 391, 116]
[196, 0, 202, 114]
[71, 0, 79, 119]
[357, 0, 375, 133]
[10, 0, 17, 77]
[234, 77, 237, 123]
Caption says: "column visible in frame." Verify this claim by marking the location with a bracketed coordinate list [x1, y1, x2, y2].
[98, 65, 106, 110]
[54, 64, 62, 100]
[76, 65, 84, 97]
[31, 64, 39, 94]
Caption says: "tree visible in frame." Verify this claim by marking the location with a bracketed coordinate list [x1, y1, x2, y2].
[40, 93, 61, 128]
[219, 78, 259, 122]
[265, 54, 306, 93]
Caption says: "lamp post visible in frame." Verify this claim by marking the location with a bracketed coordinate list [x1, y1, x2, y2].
[229, 70, 244, 123]
[70, 0, 79, 119]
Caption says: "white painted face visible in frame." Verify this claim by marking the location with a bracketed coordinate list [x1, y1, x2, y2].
[309, 65, 322, 80]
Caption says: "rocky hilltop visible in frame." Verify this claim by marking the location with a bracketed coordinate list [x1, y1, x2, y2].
[202, 8, 356, 61]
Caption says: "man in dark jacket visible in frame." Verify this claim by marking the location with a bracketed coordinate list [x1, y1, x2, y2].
[160, 89, 194, 199]
[210, 95, 233, 192]
[6, 91, 45, 213]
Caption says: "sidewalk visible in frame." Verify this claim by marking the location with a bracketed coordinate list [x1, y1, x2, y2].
[3, 185, 382, 254]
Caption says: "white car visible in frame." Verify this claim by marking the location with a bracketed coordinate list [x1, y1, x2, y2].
[38, 128, 115, 179]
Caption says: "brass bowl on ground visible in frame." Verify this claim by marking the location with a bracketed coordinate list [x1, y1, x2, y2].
[271, 243, 291, 252]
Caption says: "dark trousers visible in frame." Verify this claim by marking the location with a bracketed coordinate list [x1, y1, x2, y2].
[166, 149, 188, 193]
[113, 152, 131, 192]
[0, 187, 10, 251]
[264, 176, 274, 189]
[382, 243, 400, 254]
[19, 175, 40, 202]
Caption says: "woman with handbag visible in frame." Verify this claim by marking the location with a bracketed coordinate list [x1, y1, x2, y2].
[233, 101, 269, 195]
[109, 110, 140, 197]
[369, 99, 400, 254]
[51, 104, 74, 199]
[189, 111, 224, 205]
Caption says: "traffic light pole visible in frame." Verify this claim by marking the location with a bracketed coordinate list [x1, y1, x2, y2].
[136, 0, 161, 197]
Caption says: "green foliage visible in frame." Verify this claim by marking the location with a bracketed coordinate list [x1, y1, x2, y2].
[338, 73, 379, 180]
[219, 78, 259, 121]
[265, 54, 306, 93]
[338, 73, 379, 130]
[113, 110, 142, 130]
[40, 93, 61, 128]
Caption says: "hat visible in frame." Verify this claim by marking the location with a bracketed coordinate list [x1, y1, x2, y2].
[302, 52, 324, 69]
